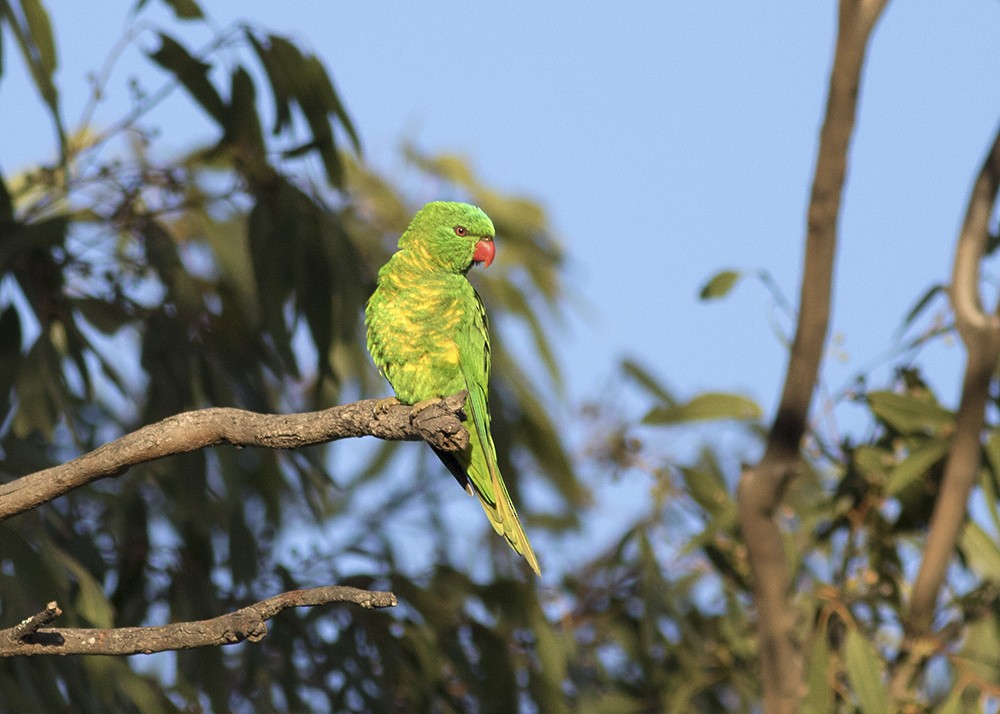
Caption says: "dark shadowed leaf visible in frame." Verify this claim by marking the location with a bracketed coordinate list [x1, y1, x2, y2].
[0, 170, 12, 223]
[148, 33, 226, 125]
[245, 30, 292, 134]
[161, 0, 203, 20]
[885, 437, 949, 496]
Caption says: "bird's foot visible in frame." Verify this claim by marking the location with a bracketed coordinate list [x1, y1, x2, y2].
[373, 396, 401, 415]
[409, 397, 441, 417]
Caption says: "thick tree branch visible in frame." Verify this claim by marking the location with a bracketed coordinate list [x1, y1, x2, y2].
[0, 586, 397, 657]
[0, 392, 468, 522]
[898, 122, 1000, 652]
[736, 2, 887, 711]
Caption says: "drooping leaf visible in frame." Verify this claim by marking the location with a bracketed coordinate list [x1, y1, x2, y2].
[804, 623, 833, 714]
[148, 33, 227, 125]
[244, 30, 293, 134]
[53, 547, 115, 628]
[957, 613, 1000, 686]
[621, 357, 676, 406]
[959, 522, 1000, 581]
[898, 283, 945, 334]
[0, 170, 13, 223]
[844, 629, 888, 714]
[699, 270, 741, 300]
[885, 437, 949, 495]
[21, 0, 56, 75]
[643, 391, 761, 425]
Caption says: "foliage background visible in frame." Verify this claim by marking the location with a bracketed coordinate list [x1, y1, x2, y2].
[0, 2, 999, 712]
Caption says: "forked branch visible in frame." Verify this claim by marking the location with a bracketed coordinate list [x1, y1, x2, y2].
[890, 121, 1000, 695]
[736, 1, 888, 711]
[0, 587, 397, 657]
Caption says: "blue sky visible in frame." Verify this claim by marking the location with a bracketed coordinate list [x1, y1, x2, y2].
[5, 2, 995, 422]
[4, 2, 1000, 569]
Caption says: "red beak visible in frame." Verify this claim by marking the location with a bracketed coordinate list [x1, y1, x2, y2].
[473, 239, 496, 268]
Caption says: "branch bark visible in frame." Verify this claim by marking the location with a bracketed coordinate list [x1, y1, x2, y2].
[0, 586, 397, 657]
[889, 121, 1000, 695]
[0, 392, 468, 522]
[736, 2, 887, 711]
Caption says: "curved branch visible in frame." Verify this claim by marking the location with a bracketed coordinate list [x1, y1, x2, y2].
[0, 586, 397, 657]
[737, 2, 887, 711]
[902, 124, 1000, 640]
[0, 392, 469, 522]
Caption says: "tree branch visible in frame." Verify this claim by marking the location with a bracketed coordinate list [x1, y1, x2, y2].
[0, 392, 468, 522]
[0, 586, 397, 657]
[890, 121, 1000, 695]
[736, 2, 887, 711]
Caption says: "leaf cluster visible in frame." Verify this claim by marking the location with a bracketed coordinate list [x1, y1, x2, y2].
[0, 1, 581, 711]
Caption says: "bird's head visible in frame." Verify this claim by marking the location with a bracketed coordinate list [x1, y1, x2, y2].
[399, 201, 496, 273]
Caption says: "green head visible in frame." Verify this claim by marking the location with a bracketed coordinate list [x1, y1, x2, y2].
[399, 201, 496, 272]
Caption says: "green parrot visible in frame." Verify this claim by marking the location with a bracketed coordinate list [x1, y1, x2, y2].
[365, 201, 541, 575]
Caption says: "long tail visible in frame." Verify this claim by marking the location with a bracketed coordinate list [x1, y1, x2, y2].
[460, 387, 541, 575]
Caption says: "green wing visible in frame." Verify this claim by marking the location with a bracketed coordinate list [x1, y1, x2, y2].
[457, 292, 541, 575]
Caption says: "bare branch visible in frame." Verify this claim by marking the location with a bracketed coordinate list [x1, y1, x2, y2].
[0, 392, 468, 522]
[737, 2, 888, 711]
[902, 123, 1000, 639]
[0, 586, 396, 657]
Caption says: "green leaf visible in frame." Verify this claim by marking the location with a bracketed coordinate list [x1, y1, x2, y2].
[246, 179, 299, 376]
[680, 462, 735, 522]
[934, 684, 971, 714]
[959, 522, 1000, 580]
[643, 391, 761, 425]
[148, 33, 227, 125]
[899, 284, 945, 334]
[245, 30, 293, 134]
[2, 0, 64, 149]
[867, 390, 954, 436]
[0, 170, 13, 223]
[844, 629, 888, 714]
[53, 547, 114, 628]
[885, 437, 949, 495]
[21, 0, 56, 75]
[699, 270, 741, 300]
[621, 358, 675, 406]
[803, 626, 833, 714]
[957, 613, 1000, 685]
[162, 0, 203, 20]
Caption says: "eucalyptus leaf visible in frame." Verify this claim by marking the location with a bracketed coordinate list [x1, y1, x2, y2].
[643, 391, 762, 424]
[699, 269, 741, 300]
[844, 629, 888, 714]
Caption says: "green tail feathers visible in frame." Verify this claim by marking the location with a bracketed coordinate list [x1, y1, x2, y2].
[463, 411, 541, 575]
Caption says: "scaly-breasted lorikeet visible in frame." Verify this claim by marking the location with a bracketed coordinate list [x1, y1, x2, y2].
[365, 201, 541, 575]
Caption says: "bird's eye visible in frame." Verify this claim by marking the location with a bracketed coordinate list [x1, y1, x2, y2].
[454, 226, 468, 237]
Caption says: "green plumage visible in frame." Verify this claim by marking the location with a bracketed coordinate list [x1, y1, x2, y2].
[365, 201, 541, 576]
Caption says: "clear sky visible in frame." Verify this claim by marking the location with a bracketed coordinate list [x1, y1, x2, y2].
[3, 3, 1000, 565]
